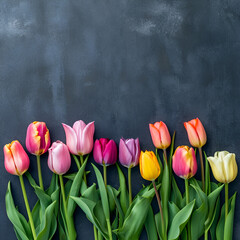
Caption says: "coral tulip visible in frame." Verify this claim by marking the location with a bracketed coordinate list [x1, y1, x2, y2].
[62, 120, 95, 156]
[172, 146, 197, 179]
[139, 151, 160, 181]
[93, 138, 117, 166]
[149, 121, 171, 149]
[184, 118, 207, 148]
[48, 141, 71, 175]
[119, 138, 140, 168]
[4, 140, 30, 176]
[26, 121, 51, 155]
[207, 151, 238, 183]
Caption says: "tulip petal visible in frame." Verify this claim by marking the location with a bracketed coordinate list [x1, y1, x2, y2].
[119, 139, 132, 167]
[26, 123, 41, 155]
[62, 123, 78, 155]
[79, 121, 95, 155]
[134, 138, 140, 166]
[159, 122, 171, 149]
[195, 118, 207, 146]
[93, 140, 104, 165]
[103, 140, 117, 166]
[11, 141, 30, 175]
[184, 122, 200, 147]
[149, 124, 161, 149]
[4, 144, 18, 175]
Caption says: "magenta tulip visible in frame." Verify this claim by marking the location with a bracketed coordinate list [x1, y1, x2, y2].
[93, 138, 117, 166]
[119, 138, 140, 168]
[48, 141, 71, 175]
[62, 120, 95, 156]
[4, 140, 30, 176]
[172, 146, 197, 179]
[26, 121, 51, 156]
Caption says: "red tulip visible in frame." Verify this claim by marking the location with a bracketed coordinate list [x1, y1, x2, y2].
[4, 140, 30, 176]
[184, 118, 207, 148]
[149, 121, 171, 149]
[26, 121, 51, 155]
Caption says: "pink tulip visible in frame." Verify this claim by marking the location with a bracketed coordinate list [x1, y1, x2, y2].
[62, 120, 95, 156]
[119, 138, 140, 168]
[184, 118, 207, 148]
[93, 138, 117, 166]
[172, 146, 197, 179]
[149, 121, 171, 149]
[48, 141, 71, 175]
[26, 121, 51, 155]
[4, 140, 30, 176]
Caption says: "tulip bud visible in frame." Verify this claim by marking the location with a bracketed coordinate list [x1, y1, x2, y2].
[119, 138, 140, 168]
[172, 146, 197, 179]
[4, 140, 30, 176]
[93, 138, 117, 166]
[26, 121, 51, 155]
[62, 120, 95, 156]
[139, 151, 160, 181]
[149, 121, 171, 149]
[207, 151, 238, 183]
[48, 141, 71, 175]
[184, 118, 207, 148]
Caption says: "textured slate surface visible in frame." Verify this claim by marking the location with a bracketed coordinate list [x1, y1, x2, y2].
[0, 0, 240, 239]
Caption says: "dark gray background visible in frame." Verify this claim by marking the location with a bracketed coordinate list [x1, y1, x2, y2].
[0, 0, 240, 239]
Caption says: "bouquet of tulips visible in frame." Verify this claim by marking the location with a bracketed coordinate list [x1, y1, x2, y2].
[3, 118, 238, 240]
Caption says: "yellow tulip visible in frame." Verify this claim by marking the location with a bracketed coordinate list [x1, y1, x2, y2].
[207, 151, 238, 183]
[139, 151, 160, 181]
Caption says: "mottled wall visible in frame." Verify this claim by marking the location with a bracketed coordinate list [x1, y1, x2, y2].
[1, 0, 240, 239]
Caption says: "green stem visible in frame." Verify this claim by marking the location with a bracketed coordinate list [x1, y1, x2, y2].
[204, 230, 208, 240]
[106, 218, 113, 240]
[36, 155, 44, 190]
[19, 175, 37, 240]
[152, 180, 166, 240]
[128, 167, 132, 205]
[59, 175, 75, 240]
[103, 163, 107, 187]
[72, 154, 80, 169]
[185, 179, 191, 240]
[198, 147, 205, 192]
[225, 183, 229, 222]
[80, 155, 87, 184]
[163, 148, 168, 165]
[93, 226, 98, 240]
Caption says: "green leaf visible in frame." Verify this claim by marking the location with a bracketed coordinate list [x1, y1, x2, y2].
[114, 196, 153, 240]
[170, 176, 183, 209]
[224, 192, 237, 240]
[190, 184, 208, 240]
[204, 151, 211, 195]
[116, 164, 129, 215]
[67, 159, 87, 216]
[92, 164, 110, 220]
[210, 198, 220, 240]
[155, 149, 163, 183]
[205, 184, 224, 231]
[168, 202, 179, 226]
[169, 131, 176, 175]
[168, 200, 195, 240]
[36, 201, 57, 240]
[5, 182, 32, 240]
[145, 207, 158, 240]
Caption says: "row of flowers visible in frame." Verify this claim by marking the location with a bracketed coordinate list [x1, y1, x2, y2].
[4, 118, 238, 240]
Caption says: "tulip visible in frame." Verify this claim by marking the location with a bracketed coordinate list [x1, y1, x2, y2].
[62, 120, 95, 156]
[48, 141, 71, 175]
[4, 140, 37, 239]
[172, 146, 197, 179]
[119, 138, 140, 204]
[139, 150, 165, 238]
[4, 140, 30, 176]
[208, 151, 238, 221]
[184, 118, 207, 192]
[26, 121, 51, 155]
[26, 121, 51, 190]
[93, 138, 117, 186]
[184, 118, 207, 148]
[172, 146, 197, 240]
[149, 121, 171, 150]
